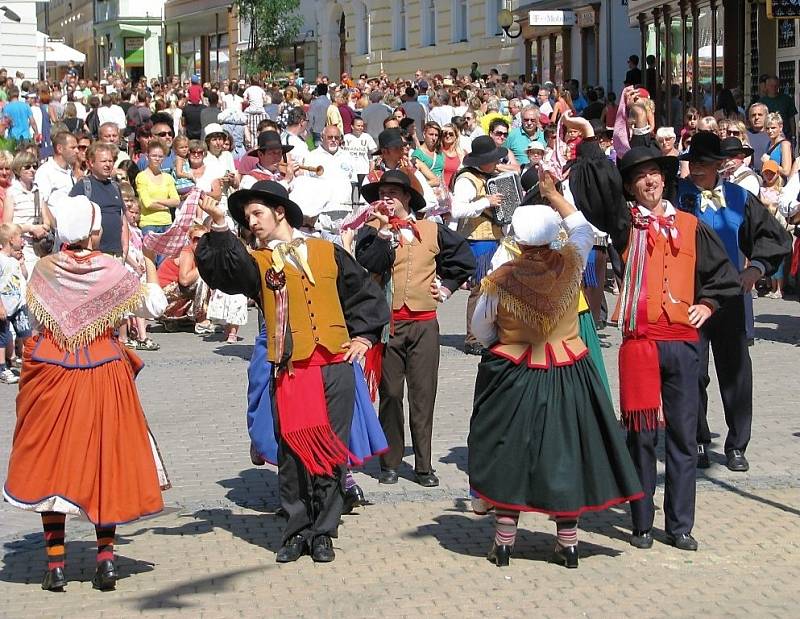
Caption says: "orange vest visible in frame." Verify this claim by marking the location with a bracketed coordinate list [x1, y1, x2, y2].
[389, 219, 440, 311]
[252, 238, 350, 363]
[622, 210, 698, 326]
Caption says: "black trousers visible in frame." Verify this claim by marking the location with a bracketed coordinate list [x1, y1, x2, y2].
[627, 340, 699, 536]
[272, 362, 354, 544]
[696, 294, 753, 453]
[378, 318, 440, 473]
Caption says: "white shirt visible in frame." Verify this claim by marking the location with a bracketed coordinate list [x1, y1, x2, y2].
[451, 175, 490, 219]
[222, 93, 244, 113]
[471, 211, 594, 347]
[428, 105, 455, 127]
[97, 105, 127, 131]
[342, 132, 377, 175]
[281, 131, 310, 164]
[243, 86, 266, 114]
[304, 146, 357, 207]
[35, 158, 75, 206]
[729, 163, 761, 197]
[779, 172, 800, 220]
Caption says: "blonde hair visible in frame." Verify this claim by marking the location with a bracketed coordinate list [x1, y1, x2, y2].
[656, 126, 676, 141]
[11, 151, 37, 176]
[173, 135, 189, 150]
[0, 150, 13, 168]
[766, 112, 784, 127]
[119, 181, 137, 202]
[697, 116, 718, 133]
[0, 222, 22, 246]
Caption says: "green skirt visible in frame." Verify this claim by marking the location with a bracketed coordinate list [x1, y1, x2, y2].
[468, 353, 642, 517]
[579, 309, 611, 399]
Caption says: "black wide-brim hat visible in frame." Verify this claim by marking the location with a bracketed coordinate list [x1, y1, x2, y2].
[617, 146, 679, 184]
[360, 169, 427, 213]
[520, 166, 541, 206]
[720, 136, 754, 159]
[371, 128, 407, 156]
[246, 131, 294, 158]
[678, 130, 727, 162]
[463, 135, 508, 167]
[228, 180, 303, 229]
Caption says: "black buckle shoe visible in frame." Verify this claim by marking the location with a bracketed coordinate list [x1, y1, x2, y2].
[551, 544, 579, 569]
[414, 471, 439, 487]
[343, 485, 366, 514]
[697, 444, 711, 469]
[276, 534, 307, 563]
[726, 449, 749, 472]
[378, 469, 398, 484]
[463, 343, 484, 356]
[41, 567, 67, 591]
[310, 535, 335, 563]
[487, 542, 512, 567]
[667, 533, 698, 551]
[92, 559, 118, 591]
[630, 529, 654, 549]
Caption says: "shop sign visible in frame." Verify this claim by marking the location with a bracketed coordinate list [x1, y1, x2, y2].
[767, 0, 800, 19]
[576, 8, 596, 28]
[124, 37, 144, 52]
[528, 11, 576, 27]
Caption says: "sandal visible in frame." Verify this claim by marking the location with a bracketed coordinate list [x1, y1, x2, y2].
[135, 338, 161, 351]
[122, 340, 137, 349]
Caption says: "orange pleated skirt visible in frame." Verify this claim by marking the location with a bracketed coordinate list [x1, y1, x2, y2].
[3, 335, 166, 526]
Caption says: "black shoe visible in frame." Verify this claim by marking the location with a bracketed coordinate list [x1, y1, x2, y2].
[463, 343, 484, 356]
[697, 444, 711, 469]
[92, 559, 118, 591]
[667, 533, 698, 551]
[415, 471, 439, 487]
[343, 485, 366, 514]
[249, 443, 266, 466]
[378, 469, 398, 484]
[276, 534, 307, 563]
[487, 542, 511, 567]
[41, 567, 66, 591]
[551, 544, 579, 569]
[726, 449, 749, 472]
[630, 529, 654, 549]
[310, 535, 335, 563]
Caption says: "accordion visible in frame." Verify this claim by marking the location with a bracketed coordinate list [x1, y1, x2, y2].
[486, 172, 524, 225]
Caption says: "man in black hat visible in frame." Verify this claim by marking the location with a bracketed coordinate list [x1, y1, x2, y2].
[195, 181, 389, 563]
[369, 128, 436, 209]
[451, 135, 507, 354]
[720, 137, 761, 197]
[583, 145, 740, 552]
[240, 131, 295, 189]
[675, 132, 791, 472]
[355, 170, 474, 486]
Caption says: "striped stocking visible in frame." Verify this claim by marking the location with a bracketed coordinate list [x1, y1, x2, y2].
[494, 509, 520, 547]
[555, 517, 578, 549]
[41, 512, 66, 570]
[95, 526, 116, 563]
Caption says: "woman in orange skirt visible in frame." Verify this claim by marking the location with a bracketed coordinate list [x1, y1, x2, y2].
[3, 195, 170, 592]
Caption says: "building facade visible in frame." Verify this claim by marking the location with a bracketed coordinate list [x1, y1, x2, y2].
[37, 0, 97, 78]
[93, 0, 165, 82]
[0, 1, 40, 79]
[514, 0, 640, 94]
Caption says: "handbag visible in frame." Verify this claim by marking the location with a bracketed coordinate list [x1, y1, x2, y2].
[31, 188, 56, 257]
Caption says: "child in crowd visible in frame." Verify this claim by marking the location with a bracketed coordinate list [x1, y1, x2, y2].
[0, 223, 31, 384]
[120, 183, 160, 350]
[760, 160, 788, 299]
[172, 135, 195, 195]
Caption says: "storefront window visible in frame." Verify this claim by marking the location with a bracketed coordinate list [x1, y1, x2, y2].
[209, 33, 229, 82]
[180, 38, 200, 81]
[697, 8, 712, 114]
[542, 37, 550, 82]
[714, 2, 724, 101]
[554, 34, 563, 85]
[685, 14, 694, 108]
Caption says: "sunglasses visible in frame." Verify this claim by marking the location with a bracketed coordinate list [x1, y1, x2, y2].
[442, 131, 455, 137]
[154, 131, 174, 137]
[189, 149, 205, 155]
[77, 145, 89, 150]
[729, 130, 741, 136]
[492, 131, 508, 137]
[21, 164, 38, 170]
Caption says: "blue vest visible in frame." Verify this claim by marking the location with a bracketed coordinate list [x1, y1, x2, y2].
[676, 179, 745, 270]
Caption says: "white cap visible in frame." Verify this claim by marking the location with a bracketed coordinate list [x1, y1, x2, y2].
[203, 123, 226, 140]
[511, 204, 561, 247]
[50, 194, 102, 244]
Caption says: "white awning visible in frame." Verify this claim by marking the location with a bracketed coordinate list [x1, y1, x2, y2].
[36, 31, 86, 64]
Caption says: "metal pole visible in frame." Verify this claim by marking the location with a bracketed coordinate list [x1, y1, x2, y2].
[44, 34, 48, 82]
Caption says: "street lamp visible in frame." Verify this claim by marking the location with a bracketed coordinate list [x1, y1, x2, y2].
[497, 8, 522, 39]
[0, 5, 21, 22]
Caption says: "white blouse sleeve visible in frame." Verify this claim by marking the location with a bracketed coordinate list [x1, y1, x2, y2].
[135, 283, 168, 319]
[470, 293, 499, 348]
[451, 176, 491, 218]
[562, 211, 595, 267]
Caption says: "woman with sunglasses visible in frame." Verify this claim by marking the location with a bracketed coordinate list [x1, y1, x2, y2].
[2, 151, 49, 276]
[440, 123, 465, 189]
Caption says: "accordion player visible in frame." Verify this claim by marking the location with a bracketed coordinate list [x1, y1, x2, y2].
[485, 172, 524, 226]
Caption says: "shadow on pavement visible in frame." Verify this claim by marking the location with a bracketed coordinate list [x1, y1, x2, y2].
[408, 513, 623, 563]
[211, 343, 255, 361]
[217, 468, 281, 513]
[439, 334, 467, 353]
[700, 477, 800, 517]
[440, 446, 468, 474]
[753, 313, 800, 344]
[0, 536, 153, 585]
[133, 565, 271, 611]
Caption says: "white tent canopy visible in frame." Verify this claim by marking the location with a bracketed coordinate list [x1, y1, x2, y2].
[36, 31, 86, 64]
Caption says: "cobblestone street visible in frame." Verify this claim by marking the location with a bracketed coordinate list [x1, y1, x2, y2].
[1, 292, 798, 617]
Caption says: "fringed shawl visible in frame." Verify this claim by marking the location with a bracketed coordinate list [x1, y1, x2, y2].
[481, 244, 583, 335]
[27, 251, 145, 351]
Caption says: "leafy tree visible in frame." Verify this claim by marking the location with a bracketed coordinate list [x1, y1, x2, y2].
[237, 0, 303, 74]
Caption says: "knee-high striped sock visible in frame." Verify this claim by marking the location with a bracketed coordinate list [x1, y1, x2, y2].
[41, 512, 66, 570]
[95, 526, 116, 563]
[344, 469, 357, 491]
[494, 509, 520, 547]
[555, 517, 578, 549]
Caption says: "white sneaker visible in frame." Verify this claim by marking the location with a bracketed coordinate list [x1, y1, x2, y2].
[0, 369, 19, 384]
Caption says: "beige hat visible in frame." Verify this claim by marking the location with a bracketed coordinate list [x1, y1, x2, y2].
[511, 204, 561, 247]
